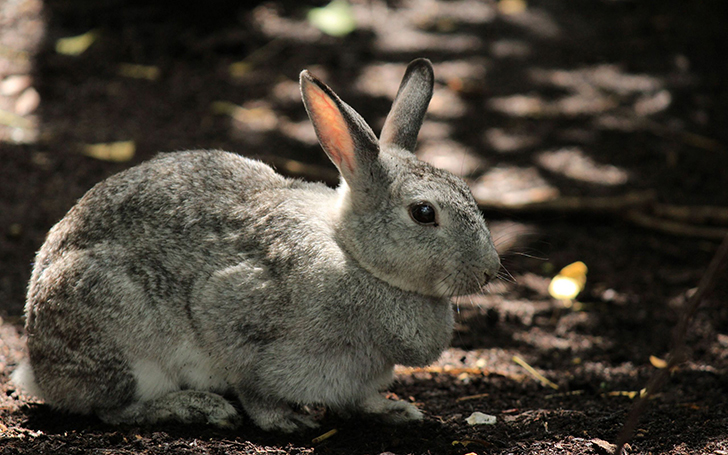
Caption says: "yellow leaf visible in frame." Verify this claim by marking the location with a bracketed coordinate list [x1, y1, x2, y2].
[649, 355, 668, 369]
[559, 261, 588, 278]
[82, 141, 136, 162]
[56, 30, 98, 56]
[548, 261, 587, 300]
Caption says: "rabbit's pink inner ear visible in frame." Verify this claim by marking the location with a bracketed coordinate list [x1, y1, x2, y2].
[305, 85, 356, 174]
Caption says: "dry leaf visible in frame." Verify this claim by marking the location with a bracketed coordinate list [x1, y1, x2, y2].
[548, 261, 587, 300]
[649, 355, 668, 369]
[56, 30, 98, 56]
[81, 141, 136, 162]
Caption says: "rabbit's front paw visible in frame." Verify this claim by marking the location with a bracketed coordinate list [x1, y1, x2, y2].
[360, 394, 424, 424]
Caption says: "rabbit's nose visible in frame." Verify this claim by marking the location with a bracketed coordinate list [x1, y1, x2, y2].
[483, 257, 501, 284]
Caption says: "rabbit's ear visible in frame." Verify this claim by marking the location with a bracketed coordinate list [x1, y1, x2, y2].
[380, 58, 434, 152]
[300, 70, 379, 181]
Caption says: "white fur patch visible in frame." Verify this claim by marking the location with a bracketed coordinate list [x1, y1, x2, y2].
[11, 361, 44, 399]
[131, 359, 177, 402]
[169, 343, 228, 391]
[132, 343, 228, 402]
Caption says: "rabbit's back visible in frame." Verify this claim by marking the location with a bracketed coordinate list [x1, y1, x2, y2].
[34, 150, 309, 279]
[46, 151, 286, 246]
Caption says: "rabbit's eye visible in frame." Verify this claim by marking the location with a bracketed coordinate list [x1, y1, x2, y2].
[409, 202, 438, 226]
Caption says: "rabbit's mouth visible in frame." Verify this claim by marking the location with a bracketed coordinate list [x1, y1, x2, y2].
[432, 256, 500, 298]
[434, 275, 484, 298]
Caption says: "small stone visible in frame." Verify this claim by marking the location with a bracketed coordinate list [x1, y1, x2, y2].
[465, 412, 497, 425]
[590, 438, 618, 455]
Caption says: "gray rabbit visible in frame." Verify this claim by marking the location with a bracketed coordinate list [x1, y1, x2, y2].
[12, 58, 500, 432]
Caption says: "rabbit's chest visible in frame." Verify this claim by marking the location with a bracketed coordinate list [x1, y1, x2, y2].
[260, 335, 393, 406]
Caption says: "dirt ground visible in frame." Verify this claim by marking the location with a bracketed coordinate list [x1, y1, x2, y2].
[1, 0, 727, 454]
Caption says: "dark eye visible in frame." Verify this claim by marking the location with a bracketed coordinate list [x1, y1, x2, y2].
[409, 202, 438, 226]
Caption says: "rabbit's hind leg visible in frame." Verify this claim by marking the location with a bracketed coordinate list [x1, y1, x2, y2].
[97, 390, 240, 428]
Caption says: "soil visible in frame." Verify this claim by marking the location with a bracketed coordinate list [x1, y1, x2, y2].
[1, 0, 727, 454]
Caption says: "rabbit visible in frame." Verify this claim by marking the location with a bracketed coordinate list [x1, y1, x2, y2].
[12, 58, 501, 432]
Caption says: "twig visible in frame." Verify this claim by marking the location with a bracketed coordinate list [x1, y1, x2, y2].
[544, 390, 585, 399]
[613, 233, 728, 455]
[456, 392, 490, 402]
[312, 429, 337, 444]
[512, 355, 559, 390]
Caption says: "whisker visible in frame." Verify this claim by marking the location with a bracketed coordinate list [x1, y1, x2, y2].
[508, 251, 548, 261]
[496, 265, 517, 284]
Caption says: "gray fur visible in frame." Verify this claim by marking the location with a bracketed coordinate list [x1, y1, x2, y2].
[13, 59, 500, 432]
[380, 58, 434, 151]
